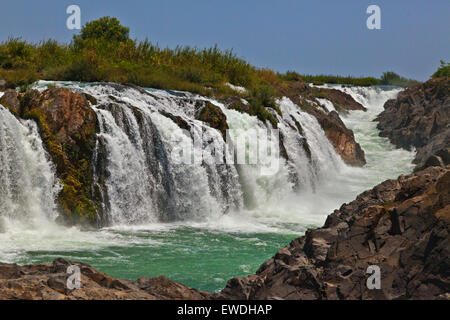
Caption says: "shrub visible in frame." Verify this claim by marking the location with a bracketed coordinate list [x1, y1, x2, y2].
[432, 60, 450, 78]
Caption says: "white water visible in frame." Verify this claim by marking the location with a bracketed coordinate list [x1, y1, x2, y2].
[0, 82, 416, 263]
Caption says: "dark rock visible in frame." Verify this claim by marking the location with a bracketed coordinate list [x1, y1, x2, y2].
[377, 77, 450, 168]
[195, 100, 229, 139]
[214, 166, 450, 300]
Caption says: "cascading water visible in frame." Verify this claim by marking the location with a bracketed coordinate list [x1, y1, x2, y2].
[0, 81, 416, 292]
[0, 105, 60, 227]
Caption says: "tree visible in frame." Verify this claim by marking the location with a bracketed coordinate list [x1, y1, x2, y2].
[75, 17, 130, 43]
[380, 71, 401, 85]
[432, 60, 450, 78]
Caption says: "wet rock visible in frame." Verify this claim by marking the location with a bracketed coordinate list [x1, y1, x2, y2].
[0, 89, 20, 114]
[317, 111, 366, 166]
[195, 100, 229, 139]
[377, 77, 450, 168]
[312, 87, 367, 113]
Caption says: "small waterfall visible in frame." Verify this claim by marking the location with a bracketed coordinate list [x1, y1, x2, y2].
[0, 105, 60, 228]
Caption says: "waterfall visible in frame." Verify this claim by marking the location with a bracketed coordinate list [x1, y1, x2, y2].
[0, 105, 60, 228]
[27, 81, 353, 226]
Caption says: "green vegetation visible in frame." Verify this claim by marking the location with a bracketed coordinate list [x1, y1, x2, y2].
[295, 73, 380, 87]
[379, 71, 419, 87]
[432, 60, 450, 78]
[283, 71, 419, 87]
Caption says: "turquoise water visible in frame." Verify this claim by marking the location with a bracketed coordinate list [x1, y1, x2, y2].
[13, 226, 301, 292]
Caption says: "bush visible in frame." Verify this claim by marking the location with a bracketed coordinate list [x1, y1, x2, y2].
[76, 16, 129, 43]
[432, 60, 450, 78]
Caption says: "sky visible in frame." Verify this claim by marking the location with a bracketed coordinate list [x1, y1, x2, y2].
[0, 0, 449, 81]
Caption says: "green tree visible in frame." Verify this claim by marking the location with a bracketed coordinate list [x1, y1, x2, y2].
[380, 71, 401, 85]
[432, 60, 450, 78]
[75, 16, 130, 43]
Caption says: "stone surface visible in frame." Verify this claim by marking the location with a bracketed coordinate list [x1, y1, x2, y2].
[215, 166, 450, 300]
[0, 258, 208, 300]
[312, 87, 367, 113]
[377, 77, 450, 168]
[0, 89, 20, 114]
[317, 111, 366, 166]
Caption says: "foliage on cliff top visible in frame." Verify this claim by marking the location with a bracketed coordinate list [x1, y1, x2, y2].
[285, 71, 419, 87]
[432, 60, 450, 78]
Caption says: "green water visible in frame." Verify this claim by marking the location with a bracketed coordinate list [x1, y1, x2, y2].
[15, 227, 300, 292]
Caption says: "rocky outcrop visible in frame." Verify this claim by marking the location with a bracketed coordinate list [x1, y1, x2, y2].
[195, 100, 229, 139]
[0, 258, 208, 300]
[377, 78, 450, 168]
[215, 165, 450, 300]
[316, 111, 366, 166]
[277, 81, 366, 166]
[0, 89, 20, 114]
[1, 88, 99, 226]
[312, 87, 367, 113]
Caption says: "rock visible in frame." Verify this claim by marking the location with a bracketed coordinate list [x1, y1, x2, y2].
[0, 259, 208, 300]
[312, 87, 367, 113]
[214, 165, 450, 300]
[0, 89, 20, 114]
[377, 77, 450, 168]
[195, 100, 229, 139]
[317, 111, 366, 166]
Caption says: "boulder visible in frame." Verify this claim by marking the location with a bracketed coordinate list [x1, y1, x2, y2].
[317, 111, 366, 166]
[0, 89, 20, 114]
[377, 77, 450, 168]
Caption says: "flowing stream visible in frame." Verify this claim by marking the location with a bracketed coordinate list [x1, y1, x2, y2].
[0, 82, 415, 291]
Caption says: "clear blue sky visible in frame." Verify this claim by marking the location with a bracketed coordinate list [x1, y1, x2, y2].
[1, 0, 449, 80]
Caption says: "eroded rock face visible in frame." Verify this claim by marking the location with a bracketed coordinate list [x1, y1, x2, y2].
[312, 87, 367, 113]
[0, 258, 208, 300]
[377, 78, 450, 168]
[215, 166, 450, 300]
[317, 111, 366, 166]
